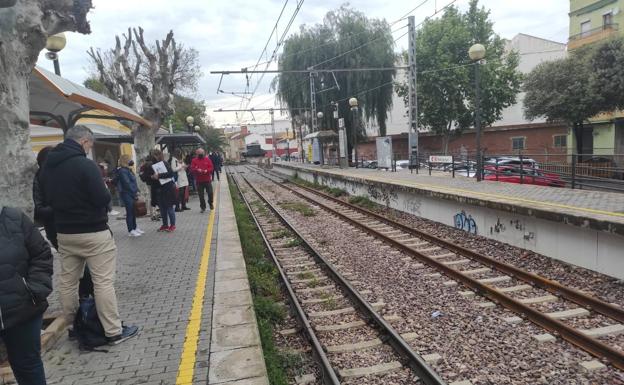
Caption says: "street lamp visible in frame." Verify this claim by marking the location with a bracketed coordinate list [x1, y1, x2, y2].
[469, 43, 486, 181]
[194, 125, 200, 132]
[316, 112, 324, 165]
[186, 116, 195, 133]
[45, 33, 67, 76]
[349, 97, 359, 168]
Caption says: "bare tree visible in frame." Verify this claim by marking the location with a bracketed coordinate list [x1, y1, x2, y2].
[88, 27, 201, 163]
[0, 0, 92, 213]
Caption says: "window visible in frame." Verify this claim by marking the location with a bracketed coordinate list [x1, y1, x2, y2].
[603, 12, 613, 27]
[581, 20, 592, 37]
[553, 135, 567, 148]
[511, 137, 525, 150]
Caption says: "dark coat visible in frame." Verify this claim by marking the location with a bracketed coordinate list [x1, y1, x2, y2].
[42, 139, 111, 234]
[32, 169, 57, 249]
[116, 167, 138, 197]
[155, 161, 177, 207]
[0, 207, 53, 331]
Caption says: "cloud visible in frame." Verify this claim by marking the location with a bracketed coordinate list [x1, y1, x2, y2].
[36, 0, 569, 126]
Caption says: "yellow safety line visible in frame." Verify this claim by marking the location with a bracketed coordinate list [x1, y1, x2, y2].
[321, 168, 624, 219]
[175, 184, 219, 385]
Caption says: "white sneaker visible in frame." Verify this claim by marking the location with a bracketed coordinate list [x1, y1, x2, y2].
[129, 230, 142, 237]
[135, 228, 145, 235]
[110, 210, 120, 216]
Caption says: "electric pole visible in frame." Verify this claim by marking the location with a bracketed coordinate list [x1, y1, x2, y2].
[407, 15, 419, 170]
[309, 72, 317, 132]
[270, 108, 276, 162]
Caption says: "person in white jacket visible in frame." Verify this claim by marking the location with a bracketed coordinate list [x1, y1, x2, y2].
[172, 149, 190, 212]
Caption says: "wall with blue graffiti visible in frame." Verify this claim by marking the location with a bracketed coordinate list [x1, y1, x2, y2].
[453, 210, 478, 235]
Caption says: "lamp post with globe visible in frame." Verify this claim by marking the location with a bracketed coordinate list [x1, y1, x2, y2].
[349, 97, 359, 168]
[469, 43, 486, 181]
[45, 33, 67, 76]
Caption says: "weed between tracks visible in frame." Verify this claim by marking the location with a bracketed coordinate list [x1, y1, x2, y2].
[229, 177, 302, 384]
[348, 195, 376, 210]
[278, 201, 316, 217]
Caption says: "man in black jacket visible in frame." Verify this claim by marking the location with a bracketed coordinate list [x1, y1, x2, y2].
[0, 207, 53, 385]
[42, 125, 138, 344]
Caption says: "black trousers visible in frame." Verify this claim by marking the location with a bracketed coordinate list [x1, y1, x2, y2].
[1, 314, 46, 385]
[197, 182, 214, 210]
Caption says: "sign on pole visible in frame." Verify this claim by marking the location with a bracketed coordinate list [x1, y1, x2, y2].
[429, 155, 453, 163]
[376, 137, 393, 169]
[338, 129, 347, 158]
[338, 118, 345, 128]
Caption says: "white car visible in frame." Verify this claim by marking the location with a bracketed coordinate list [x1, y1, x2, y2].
[485, 157, 540, 170]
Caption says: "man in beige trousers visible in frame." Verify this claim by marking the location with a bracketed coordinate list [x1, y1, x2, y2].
[42, 125, 138, 344]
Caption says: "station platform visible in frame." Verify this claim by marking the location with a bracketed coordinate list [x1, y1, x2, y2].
[41, 178, 268, 385]
[272, 161, 624, 280]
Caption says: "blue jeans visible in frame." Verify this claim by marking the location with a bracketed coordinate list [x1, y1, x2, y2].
[0, 314, 46, 385]
[120, 193, 136, 232]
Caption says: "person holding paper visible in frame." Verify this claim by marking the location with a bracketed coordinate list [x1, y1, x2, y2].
[150, 149, 177, 232]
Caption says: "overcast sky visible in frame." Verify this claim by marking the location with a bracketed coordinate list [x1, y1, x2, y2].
[37, 0, 570, 127]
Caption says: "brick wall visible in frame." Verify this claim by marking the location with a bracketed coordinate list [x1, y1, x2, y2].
[357, 123, 569, 163]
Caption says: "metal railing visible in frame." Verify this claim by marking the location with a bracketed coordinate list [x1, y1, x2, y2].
[569, 23, 619, 42]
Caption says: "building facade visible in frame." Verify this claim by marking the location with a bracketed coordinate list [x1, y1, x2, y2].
[568, 0, 624, 161]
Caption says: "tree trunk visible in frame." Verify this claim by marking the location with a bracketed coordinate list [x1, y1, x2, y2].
[133, 126, 156, 200]
[0, 66, 37, 214]
[0, 1, 92, 215]
[574, 122, 584, 156]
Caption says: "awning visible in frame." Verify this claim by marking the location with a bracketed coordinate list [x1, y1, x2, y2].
[156, 133, 206, 147]
[30, 66, 151, 128]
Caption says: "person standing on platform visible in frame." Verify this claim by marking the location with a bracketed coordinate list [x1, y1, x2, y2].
[150, 150, 177, 232]
[172, 149, 190, 212]
[190, 148, 214, 213]
[42, 125, 138, 345]
[116, 154, 143, 237]
[0, 206, 53, 385]
[209, 151, 222, 181]
[33, 146, 57, 250]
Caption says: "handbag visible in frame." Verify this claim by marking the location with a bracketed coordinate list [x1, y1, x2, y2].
[134, 199, 147, 217]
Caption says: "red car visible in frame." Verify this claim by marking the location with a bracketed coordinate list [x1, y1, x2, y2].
[482, 165, 565, 187]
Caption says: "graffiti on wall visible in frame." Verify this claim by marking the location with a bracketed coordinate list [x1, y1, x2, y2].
[403, 197, 422, 216]
[454, 210, 478, 235]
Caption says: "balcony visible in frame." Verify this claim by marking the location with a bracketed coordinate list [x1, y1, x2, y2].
[569, 23, 619, 50]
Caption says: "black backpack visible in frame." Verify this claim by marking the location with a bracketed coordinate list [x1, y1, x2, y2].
[73, 296, 108, 351]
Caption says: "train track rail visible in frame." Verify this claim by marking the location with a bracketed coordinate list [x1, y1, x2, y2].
[249, 165, 624, 371]
[229, 168, 447, 385]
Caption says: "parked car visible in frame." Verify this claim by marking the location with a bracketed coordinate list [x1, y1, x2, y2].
[482, 165, 565, 187]
[485, 157, 540, 170]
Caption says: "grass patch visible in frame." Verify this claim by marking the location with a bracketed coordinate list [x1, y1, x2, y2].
[349, 195, 376, 210]
[229, 176, 299, 384]
[271, 229, 290, 239]
[297, 271, 315, 280]
[307, 277, 321, 288]
[323, 186, 346, 197]
[284, 238, 302, 248]
[320, 292, 338, 310]
[278, 201, 315, 217]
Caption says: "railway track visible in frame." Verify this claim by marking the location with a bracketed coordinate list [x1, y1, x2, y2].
[228, 169, 449, 385]
[248, 165, 624, 372]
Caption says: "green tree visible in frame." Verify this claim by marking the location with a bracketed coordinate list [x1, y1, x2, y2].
[165, 95, 208, 133]
[524, 47, 602, 155]
[397, 0, 521, 153]
[590, 37, 624, 112]
[84, 77, 113, 98]
[275, 5, 396, 149]
[198, 126, 228, 153]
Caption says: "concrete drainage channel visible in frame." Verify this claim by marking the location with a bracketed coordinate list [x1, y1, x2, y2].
[229, 168, 449, 385]
[253, 166, 624, 373]
[0, 314, 67, 384]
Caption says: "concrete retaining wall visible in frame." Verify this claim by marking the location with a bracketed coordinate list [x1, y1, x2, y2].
[273, 165, 624, 281]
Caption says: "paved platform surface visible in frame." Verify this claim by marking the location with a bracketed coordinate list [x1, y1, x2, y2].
[42, 178, 267, 385]
[275, 162, 624, 234]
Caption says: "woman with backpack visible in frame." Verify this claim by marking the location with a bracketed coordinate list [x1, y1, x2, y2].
[0, 206, 53, 385]
[116, 154, 143, 237]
